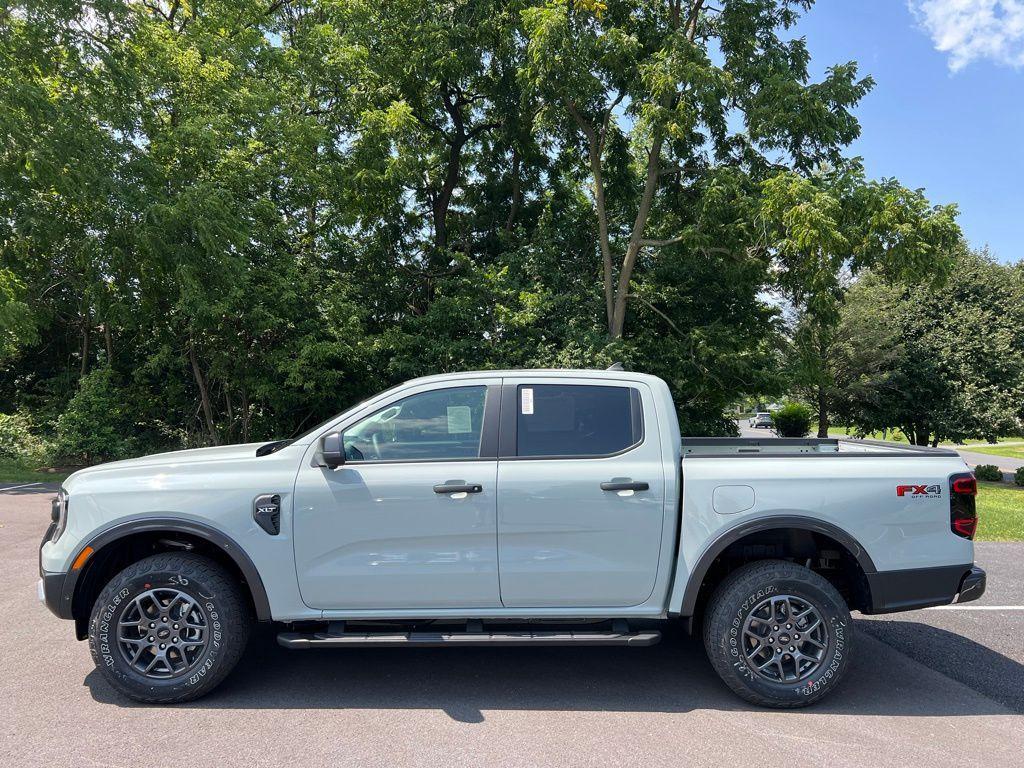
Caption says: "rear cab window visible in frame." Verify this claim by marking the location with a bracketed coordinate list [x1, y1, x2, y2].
[514, 384, 643, 458]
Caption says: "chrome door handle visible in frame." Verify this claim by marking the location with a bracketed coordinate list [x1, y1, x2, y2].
[433, 483, 483, 494]
[600, 481, 649, 492]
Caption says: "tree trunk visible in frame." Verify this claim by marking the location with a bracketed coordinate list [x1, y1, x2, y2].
[610, 132, 665, 338]
[816, 387, 829, 438]
[80, 324, 90, 377]
[103, 323, 113, 365]
[241, 386, 250, 443]
[432, 139, 462, 252]
[504, 149, 521, 232]
[188, 341, 220, 446]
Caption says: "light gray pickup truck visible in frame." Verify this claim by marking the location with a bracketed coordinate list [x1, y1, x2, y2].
[39, 368, 986, 707]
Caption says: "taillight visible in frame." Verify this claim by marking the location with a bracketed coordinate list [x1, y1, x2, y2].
[949, 472, 978, 540]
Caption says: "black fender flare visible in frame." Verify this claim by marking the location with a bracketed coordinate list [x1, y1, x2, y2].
[61, 517, 272, 623]
[676, 515, 877, 616]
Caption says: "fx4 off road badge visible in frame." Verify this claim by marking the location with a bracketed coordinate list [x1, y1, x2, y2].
[896, 484, 941, 499]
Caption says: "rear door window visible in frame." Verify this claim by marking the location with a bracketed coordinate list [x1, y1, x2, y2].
[515, 384, 643, 458]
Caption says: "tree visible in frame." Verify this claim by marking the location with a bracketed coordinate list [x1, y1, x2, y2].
[765, 165, 961, 436]
[0, 0, 978, 457]
[834, 247, 1024, 445]
[521, 0, 879, 338]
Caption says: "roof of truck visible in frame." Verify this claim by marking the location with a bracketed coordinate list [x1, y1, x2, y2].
[400, 368, 666, 386]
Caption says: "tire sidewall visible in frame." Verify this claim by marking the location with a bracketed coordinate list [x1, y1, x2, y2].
[716, 570, 851, 705]
[89, 560, 234, 702]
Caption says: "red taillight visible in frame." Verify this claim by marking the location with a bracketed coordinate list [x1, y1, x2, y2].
[953, 517, 978, 538]
[949, 472, 978, 540]
[952, 476, 977, 496]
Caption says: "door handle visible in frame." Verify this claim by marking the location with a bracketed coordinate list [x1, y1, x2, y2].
[433, 483, 483, 494]
[600, 481, 649, 492]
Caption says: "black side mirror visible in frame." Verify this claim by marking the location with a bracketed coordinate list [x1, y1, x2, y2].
[322, 432, 344, 468]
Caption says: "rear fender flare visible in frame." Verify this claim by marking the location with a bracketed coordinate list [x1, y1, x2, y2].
[671, 515, 877, 616]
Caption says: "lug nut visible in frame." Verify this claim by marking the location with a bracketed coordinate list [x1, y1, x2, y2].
[789, 646, 795, 652]
[149, 622, 155, 628]
[148, 636, 154, 642]
[159, 643, 166, 649]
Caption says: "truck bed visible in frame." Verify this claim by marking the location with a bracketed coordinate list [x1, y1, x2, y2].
[680, 437, 960, 457]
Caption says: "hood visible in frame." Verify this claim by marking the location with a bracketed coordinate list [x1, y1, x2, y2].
[64, 442, 271, 487]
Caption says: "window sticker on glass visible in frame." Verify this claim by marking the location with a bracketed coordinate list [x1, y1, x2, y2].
[446, 405, 472, 434]
[521, 387, 534, 415]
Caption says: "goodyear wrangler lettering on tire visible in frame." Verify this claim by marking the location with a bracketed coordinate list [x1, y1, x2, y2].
[796, 618, 847, 696]
[88, 552, 250, 705]
[703, 559, 852, 708]
[727, 585, 777, 678]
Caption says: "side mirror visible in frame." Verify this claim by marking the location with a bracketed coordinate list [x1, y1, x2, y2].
[322, 432, 344, 468]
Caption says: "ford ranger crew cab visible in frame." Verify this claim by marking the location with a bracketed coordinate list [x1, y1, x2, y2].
[38, 369, 986, 707]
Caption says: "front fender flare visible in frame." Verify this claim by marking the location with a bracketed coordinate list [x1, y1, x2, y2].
[61, 517, 272, 623]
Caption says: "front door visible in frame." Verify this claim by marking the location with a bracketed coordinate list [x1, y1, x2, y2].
[496, 379, 666, 608]
[293, 382, 501, 610]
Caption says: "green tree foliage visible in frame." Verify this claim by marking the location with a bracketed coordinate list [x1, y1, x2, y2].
[55, 369, 141, 463]
[974, 465, 1003, 483]
[771, 401, 811, 438]
[0, 0, 968, 457]
[833, 248, 1024, 445]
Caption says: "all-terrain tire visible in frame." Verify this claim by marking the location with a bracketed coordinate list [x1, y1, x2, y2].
[702, 559, 852, 708]
[88, 552, 251, 704]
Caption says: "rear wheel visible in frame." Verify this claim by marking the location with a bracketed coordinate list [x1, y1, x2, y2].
[88, 552, 251, 704]
[702, 559, 852, 708]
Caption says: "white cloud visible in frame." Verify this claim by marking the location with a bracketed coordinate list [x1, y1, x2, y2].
[909, 0, 1024, 71]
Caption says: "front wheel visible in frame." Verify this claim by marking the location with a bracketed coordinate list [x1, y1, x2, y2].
[88, 552, 251, 704]
[703, 559, 852, 708]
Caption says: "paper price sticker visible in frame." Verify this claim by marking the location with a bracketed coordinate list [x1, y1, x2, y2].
[521, 387, 534, 415]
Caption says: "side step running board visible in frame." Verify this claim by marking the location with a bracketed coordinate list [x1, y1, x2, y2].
[278, 629, 661, 649]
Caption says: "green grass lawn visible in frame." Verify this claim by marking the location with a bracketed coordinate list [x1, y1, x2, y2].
[961, 444, 1024, 461]
[824, 425, 1024, 451]
[0, 458, 71, 484]
[825, 426, 910, 443]
[976, 481, 1024, 541]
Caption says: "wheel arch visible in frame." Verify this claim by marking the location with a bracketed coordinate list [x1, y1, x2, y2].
[674, 515, 877, 617]
[64, 518, 272, 636]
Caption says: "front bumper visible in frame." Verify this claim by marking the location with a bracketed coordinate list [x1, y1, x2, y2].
[865, 563, 986, 613]
[38, 572, 72, 619]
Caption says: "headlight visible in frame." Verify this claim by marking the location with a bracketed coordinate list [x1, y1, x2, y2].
[50, 489, 69, 542]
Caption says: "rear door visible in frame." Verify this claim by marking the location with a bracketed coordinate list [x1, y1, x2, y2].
[495, 378, 665, 608]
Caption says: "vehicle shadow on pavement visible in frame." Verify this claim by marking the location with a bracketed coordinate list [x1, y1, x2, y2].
[857, 618, 1024, 714]
[84, 621, 1022, 719]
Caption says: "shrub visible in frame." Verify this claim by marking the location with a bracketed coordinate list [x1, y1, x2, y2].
[56, 369, 138, 464]
[0, 413, 48, 462]
[974, 464, 1003, 482]
[1015, 467, 1024, 487]
[772, 402, 812, 438]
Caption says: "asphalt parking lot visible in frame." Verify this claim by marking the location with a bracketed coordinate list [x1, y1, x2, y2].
[2, 485, 1022, 768]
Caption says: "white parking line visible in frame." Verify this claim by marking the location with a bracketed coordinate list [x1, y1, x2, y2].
[925, 605, 1024, 611]
[0, 482, 42, 492]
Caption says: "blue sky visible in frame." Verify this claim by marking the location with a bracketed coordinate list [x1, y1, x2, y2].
[795, 0, 1024, 263]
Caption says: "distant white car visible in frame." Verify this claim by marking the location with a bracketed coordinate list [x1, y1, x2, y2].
[750, 412, 773, 429]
